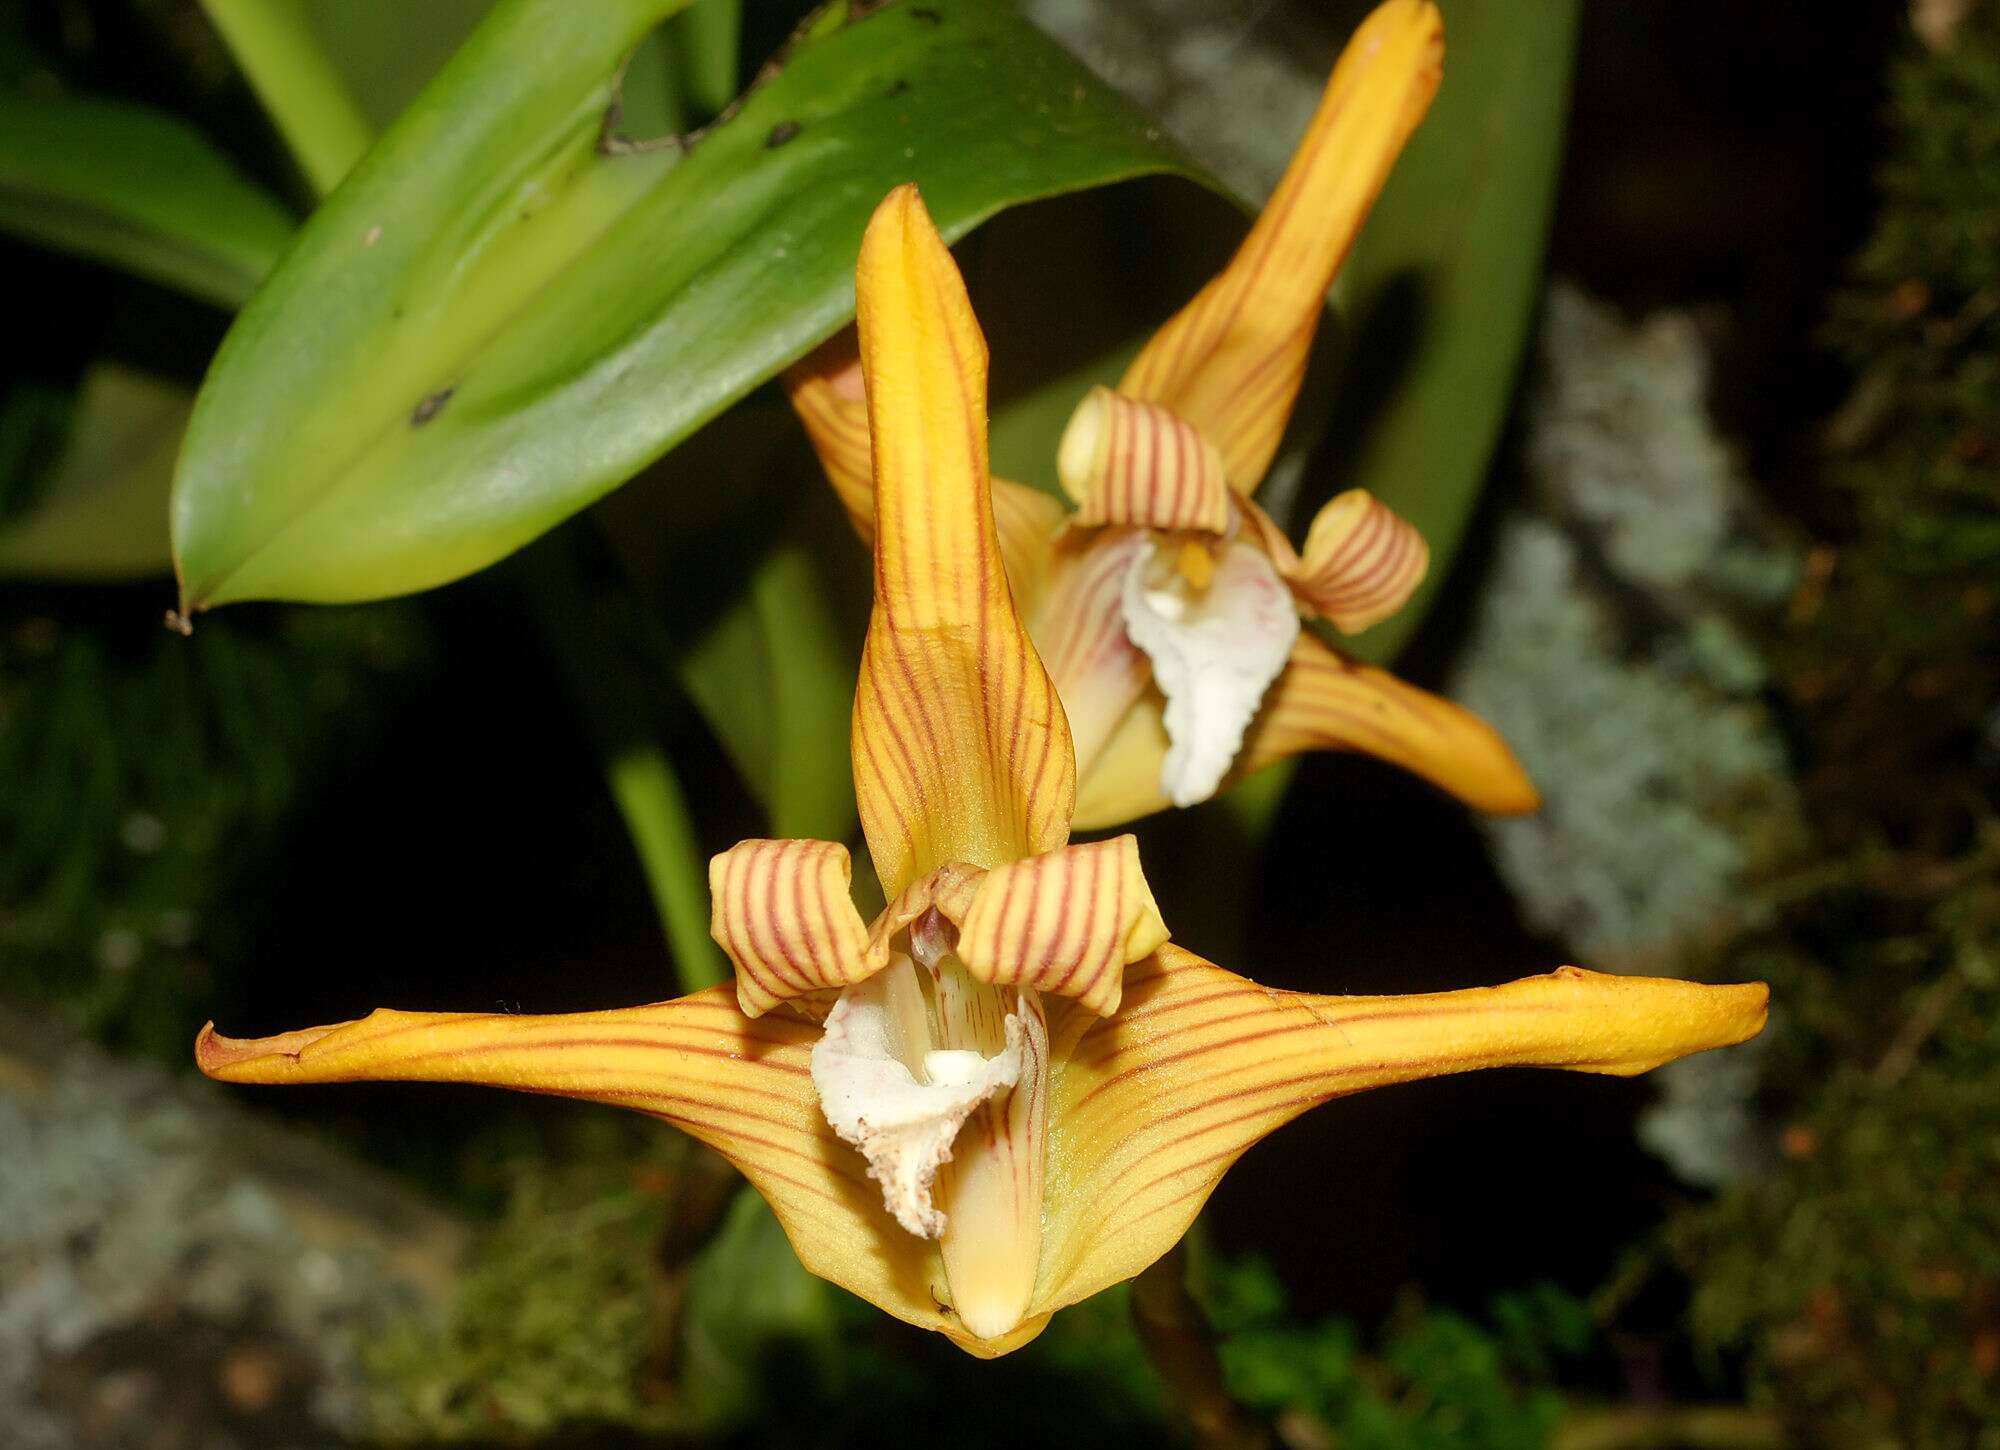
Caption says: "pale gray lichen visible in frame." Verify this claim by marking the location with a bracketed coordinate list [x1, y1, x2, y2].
[1450, 283, 1805, 1186]
[0, 1012, 458, 1449]
[1022, 0, 1328, 199]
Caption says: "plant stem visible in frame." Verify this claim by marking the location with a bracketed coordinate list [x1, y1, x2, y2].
[1131, 1243, 1270, 1450]
[670, 0, 741, 120]
[199, 0, 371, 197]
[605, 742, 727, 990]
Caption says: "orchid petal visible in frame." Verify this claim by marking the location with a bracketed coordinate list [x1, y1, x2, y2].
[1030, 529, 1155, 781]
[1288, 489, 1430, 633]
[787, 328, 1067, 600]
[1055, 386, 1233, 534]
[811, 965, 1024, 1240]
[708, 838, 878, 1019]
[1121, 538, 1301, 807]
[195, 993, 962, 1342]
[1238, 629, 1540, 813]
[784, 331, 875, 540]
[936, 988, 1050, 1340]
[1037, 946, 1769, 1313]
[1071, 701, 1175, 832]
[849, 185, 1076, 896]
[955, 836, 1169, 1016]
[1120, 0, 1444, 491]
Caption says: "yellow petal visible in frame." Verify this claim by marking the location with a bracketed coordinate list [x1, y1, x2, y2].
[1036, 946, 1769, 1314]
[955, 836, 1169, 1016]
[708, 838, 877, 1019]
[850, 185, 1075, 895]
[786, 327, 1067, 601]
[784, 331, 875, 540]
[1237, 629, 1540, 814]
[1288, 488, 1429, 633]
[1055, 386, 1233, 534]
[195, 995, 978, 1346]
[1031, 530, 1156, 782]
[1120, 0, 1444, 490]
[1071, 695, 1175, 832]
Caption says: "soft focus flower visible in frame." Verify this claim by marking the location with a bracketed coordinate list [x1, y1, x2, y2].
[789, 0, 1535, 829]
[196, 186, 1766, 1359]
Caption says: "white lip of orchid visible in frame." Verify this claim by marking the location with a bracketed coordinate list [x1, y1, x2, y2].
[1120, 536, 1301, 806]
[810, 960, 1025, 1239]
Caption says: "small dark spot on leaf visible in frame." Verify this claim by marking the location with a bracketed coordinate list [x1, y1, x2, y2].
[411, 388, 454, 427]
[766, 119, 801, 149]
[888, 78, 911, 98]
[911, 6, 942, 23]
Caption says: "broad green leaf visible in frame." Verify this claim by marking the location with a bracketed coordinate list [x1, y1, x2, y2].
[1325, 0, 1582, 664]
[0, 366, 188, 579]
[172, 0, 1208, 613]
[0, 92, 295, 308]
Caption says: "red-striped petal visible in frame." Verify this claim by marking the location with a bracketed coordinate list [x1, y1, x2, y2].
[1055, 386, 1232, 535]
[849, 186, 1075, 896]
[707, 838, 877, 1018]
[954, 836, 1168, 1017]
[1288, 488, 1428, 633]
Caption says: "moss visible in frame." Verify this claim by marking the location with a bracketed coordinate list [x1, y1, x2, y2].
[1658, 12, 2000, 1446]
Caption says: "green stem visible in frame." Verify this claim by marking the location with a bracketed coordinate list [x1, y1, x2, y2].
[670, 0, 741, 120]
[605, 743, 727, 991]
[198, 0, 371, 197]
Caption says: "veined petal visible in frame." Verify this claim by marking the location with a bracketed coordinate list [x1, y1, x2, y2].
[708, 838, 877, 1019]
[195, 993, 962, 1343]
[1031, 530, 1155, 782]
[1121, 538, 1301, 807]
[1119, 0, 1444, 491]
[849, 185, 1075, 895]
[1037, 946, 1769, 1314]
[784, 331, 875, 539]
[1289, 489, 1429, 633]
[1071, 701, 1175, 832]
[955, 836, 1169, 1016]
[1239, 630, 1540, 814]
[936, 988, 1050, 1341]
[785, 328, 1066, 597]
[1055, 386, 1232, 534]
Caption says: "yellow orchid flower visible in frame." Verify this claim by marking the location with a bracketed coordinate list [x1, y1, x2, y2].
[197, 186, 1767, 1361]
[789, 0, 1533, 830]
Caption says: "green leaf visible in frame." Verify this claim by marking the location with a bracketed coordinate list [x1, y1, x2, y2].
[170, 0, 1207, 612]
[1324, 0, 1582, 664]
[199, 0, 375, 196]
[0, 91, 295, 307]
[0, 366, 188, 579]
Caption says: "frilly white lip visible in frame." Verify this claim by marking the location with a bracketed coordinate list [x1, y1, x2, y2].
[810, 966, 1025, 1238]
[1120, 538, 1300, 806]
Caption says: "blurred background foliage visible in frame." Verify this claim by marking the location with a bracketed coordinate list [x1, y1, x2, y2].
[2, 0, 1997, 1447]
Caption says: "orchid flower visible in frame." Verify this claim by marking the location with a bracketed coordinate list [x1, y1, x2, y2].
[197, 186, 1767, 1360]
[789, 0, 1533, 829]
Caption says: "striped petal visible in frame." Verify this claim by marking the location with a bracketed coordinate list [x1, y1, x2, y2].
[784, 331, 875, 539]
[955, 836, 1170, 1017]
[1035, 947, 1769, 1314]
[849, 185, 1075, 896]
[1119, 0, 1444, 491]
[708, 838, 876, 1019]
[1055, 386, 1233, 534]
[1237, 630, 1540, 814]
[786, 328, 1068, 601]
[194, 993, 972, 1346]
[1030, 529, 1155, 782]
[1289, 489, 1429, 633]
